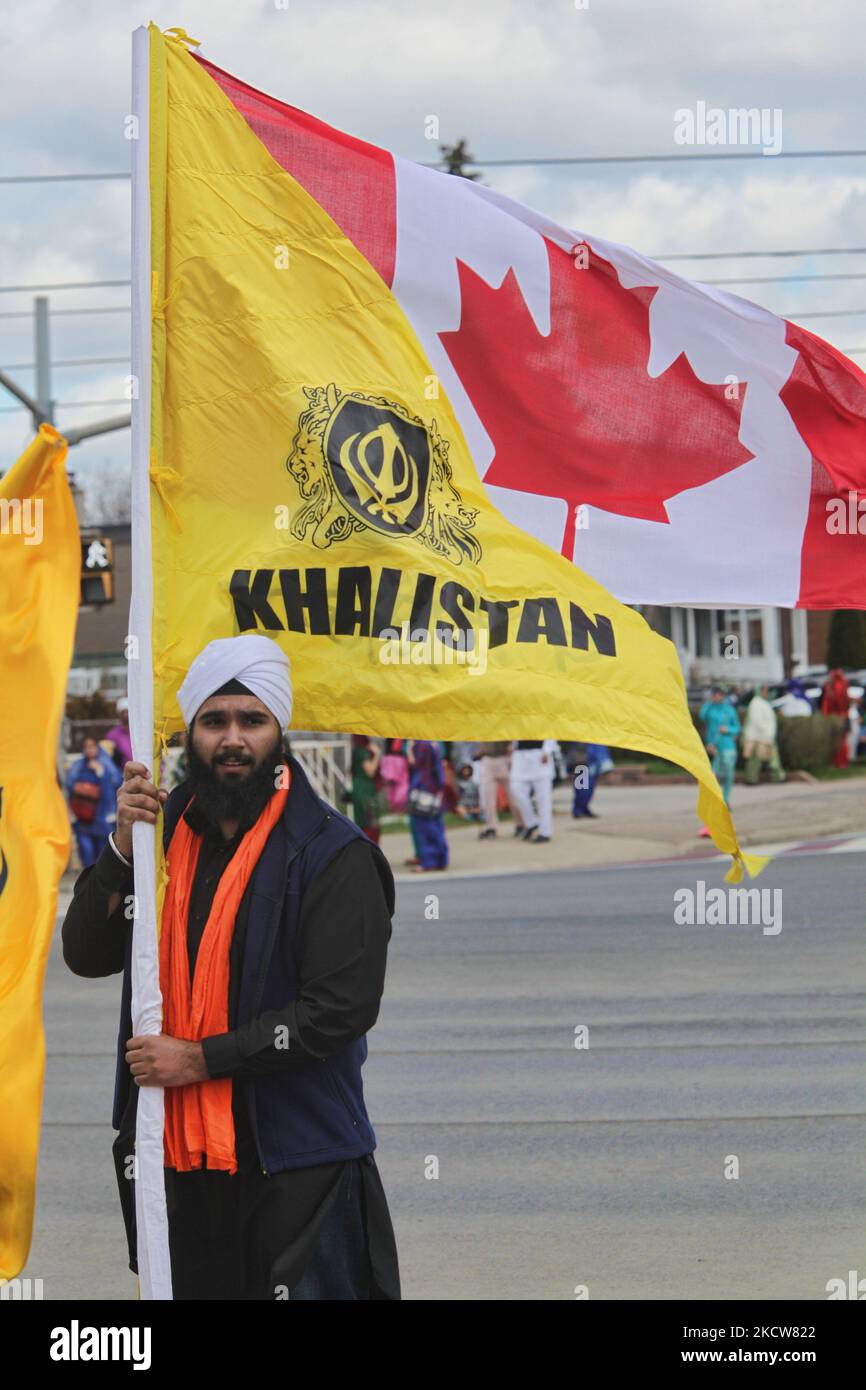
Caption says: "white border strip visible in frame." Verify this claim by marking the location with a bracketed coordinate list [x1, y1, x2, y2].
[129, 24, 172, 1301]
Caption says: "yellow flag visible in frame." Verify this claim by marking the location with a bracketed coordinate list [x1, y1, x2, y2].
[0, 425, 79, 1280]
[143, 25, 763, 880]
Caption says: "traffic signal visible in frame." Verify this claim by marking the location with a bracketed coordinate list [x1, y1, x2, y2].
[80, 535, 114, 605]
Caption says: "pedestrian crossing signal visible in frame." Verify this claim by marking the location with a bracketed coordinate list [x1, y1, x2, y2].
[80, 536, 114, 605]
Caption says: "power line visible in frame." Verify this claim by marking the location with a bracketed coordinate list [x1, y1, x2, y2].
[0, 399, 129, 413]
[0, 356, 130, 371]
[0, 306, 129, 320]
[12, 270, 866, 297]
[2, 255, 866, 299]
[786, 309, 866, 319]
[5, 147, 866, 185]
[0, 279, 130, 294]
[0, 173, 129, 184]
[1, 255, 864, 304]
[47, 306, 130, 316]
[702, 272, 866, 285]
[655, 246, 866, 260]
[450, 148, 866, 168]
[0, 256, 862, 307]
[0, 299, 861, 330]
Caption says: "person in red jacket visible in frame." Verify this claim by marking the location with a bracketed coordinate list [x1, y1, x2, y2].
[821, 668, 851, 768]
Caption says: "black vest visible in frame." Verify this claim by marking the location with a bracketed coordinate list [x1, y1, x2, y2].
[111, 755, 395, 1173]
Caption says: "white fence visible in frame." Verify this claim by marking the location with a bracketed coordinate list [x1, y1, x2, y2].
[290, 736, 353, 808]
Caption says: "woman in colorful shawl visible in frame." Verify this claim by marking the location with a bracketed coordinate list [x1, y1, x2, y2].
[407, 739, 449, 872]
[65, 733, 123, 867]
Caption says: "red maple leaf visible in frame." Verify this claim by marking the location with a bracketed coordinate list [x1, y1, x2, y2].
[439, 239, 753, 559]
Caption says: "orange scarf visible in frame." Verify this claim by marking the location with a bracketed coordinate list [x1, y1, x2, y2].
[159, 774, 290, 1174]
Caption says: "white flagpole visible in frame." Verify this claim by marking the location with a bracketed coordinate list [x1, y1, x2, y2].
[129, 23, 172, 1301]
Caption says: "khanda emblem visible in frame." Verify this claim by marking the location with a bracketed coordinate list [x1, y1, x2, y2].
[327, 398, 428, 535]
[286, 384, 481, 565]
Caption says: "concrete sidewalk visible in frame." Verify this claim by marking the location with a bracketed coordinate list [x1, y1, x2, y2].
[378, 776, 866, 881]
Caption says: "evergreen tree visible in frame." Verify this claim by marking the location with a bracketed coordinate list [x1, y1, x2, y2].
[439, 139, 481, 181]
[826, 609, 866, 669]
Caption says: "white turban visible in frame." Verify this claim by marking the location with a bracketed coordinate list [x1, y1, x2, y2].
[177, 635, 293, 730]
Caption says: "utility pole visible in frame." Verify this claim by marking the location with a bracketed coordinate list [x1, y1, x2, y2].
[33, 295, 53, 427]
[0, 293, 130, 444]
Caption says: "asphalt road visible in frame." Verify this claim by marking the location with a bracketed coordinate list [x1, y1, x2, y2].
[24, 850, 866, 1300]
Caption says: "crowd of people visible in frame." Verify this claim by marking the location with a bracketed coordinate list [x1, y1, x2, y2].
[63, 668, 860, 873]
[695, 670, 859, 836]
[348, 737, 611, 873]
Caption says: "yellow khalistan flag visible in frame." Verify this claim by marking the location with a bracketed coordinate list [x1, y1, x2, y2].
[141, 26, 763, 879]
[0, 425, 79, 1280]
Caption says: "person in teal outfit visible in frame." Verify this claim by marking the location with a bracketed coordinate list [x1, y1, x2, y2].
[698, 688, 741, 807]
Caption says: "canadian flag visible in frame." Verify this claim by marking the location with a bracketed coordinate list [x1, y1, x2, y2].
[199, 53, 866, 610]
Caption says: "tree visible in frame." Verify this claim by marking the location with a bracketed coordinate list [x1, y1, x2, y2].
[439, 139, 481, 180]
[826, 609, 866, 669]
[80, 459, 131, 525]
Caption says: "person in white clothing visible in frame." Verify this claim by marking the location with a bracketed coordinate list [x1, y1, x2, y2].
[847, 695, 862, 764]
[474, 740, 523, 839]
[742, 684, 785, 785]
[776, 679, 813, 718]
[509, 739, 556, 842]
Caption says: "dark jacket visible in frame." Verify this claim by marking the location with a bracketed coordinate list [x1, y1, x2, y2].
[61, 754, 395, 1175]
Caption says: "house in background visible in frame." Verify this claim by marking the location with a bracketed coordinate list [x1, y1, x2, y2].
[635, 606, 828, 687]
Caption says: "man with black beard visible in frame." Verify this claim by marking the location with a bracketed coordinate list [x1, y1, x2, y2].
[182, 692, 285, 826]
[61, 635, 400, 1299]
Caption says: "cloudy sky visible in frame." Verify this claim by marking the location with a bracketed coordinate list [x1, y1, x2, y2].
[2, 0, 865, 503]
